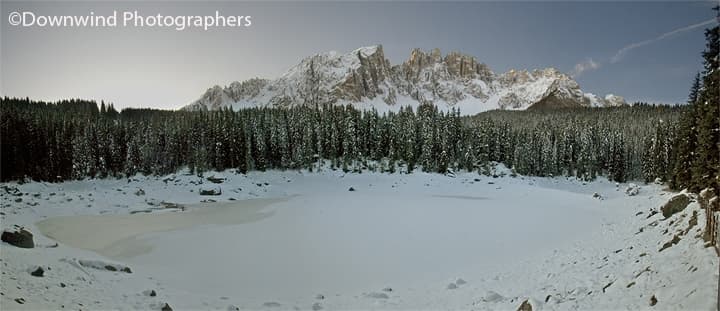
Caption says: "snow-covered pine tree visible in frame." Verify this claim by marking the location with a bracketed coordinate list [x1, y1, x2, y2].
[690, 9, 720, 192]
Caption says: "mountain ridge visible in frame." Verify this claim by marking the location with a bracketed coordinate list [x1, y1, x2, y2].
[183, 45, 626, 115]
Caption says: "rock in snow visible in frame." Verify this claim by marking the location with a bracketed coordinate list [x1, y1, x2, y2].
[661, 193, 691, 218]
[650, 295, 658, 306]
[29, 266, 44, 277]
[199, 186, 222, 196]
[206, 174, 227, 184]
[143, 289, 157, 297]
[78, 259, 132, 274]
[2, 228, 34, 248]
[625, 183, 640, 196]
[517, 299, 533, 311]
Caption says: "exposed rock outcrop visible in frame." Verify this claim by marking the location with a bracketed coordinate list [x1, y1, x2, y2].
[184, 45, 626, 115]
[335, 46, 394, 103]
[661, 193, 691, 218]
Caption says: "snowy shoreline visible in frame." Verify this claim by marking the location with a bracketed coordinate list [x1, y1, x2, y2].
[1, 168, 717, 310]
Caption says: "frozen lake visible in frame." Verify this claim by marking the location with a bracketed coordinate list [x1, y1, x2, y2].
[38, 176, 607, 306]
[3, 170, 714, 310]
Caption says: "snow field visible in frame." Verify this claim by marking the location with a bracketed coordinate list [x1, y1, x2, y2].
[1, 167, 717, 310]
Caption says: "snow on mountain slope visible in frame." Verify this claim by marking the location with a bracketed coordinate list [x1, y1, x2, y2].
[183, 45, 626, 115]
[585, 93, 628, 108]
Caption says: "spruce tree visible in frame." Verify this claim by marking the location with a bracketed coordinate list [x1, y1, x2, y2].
[690, 7, 719, 192]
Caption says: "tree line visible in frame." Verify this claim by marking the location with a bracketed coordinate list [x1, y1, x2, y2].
[0, 97, 686, 185]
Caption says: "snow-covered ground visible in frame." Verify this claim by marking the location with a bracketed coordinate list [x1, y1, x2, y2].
[1, 165, 717, 310]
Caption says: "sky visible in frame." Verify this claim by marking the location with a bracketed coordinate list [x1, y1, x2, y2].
[1, 1, 717, 110]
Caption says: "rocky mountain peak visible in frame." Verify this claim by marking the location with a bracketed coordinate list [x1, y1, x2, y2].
[405, 48, 442, 70]
[183, 45, 626, 114]
[194, 85, 228, 111]
[402, 48, 493, 81]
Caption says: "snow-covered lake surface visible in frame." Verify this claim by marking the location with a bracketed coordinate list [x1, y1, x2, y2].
[1, 166, 717, 310]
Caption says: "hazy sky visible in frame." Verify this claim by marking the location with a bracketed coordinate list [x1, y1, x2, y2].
[1, 1, 717, 110]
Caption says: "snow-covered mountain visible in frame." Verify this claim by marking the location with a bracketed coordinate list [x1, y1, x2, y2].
[183, 45, 626, 115]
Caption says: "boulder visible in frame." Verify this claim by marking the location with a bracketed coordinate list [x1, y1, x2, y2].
[661, 194, 690, 218]
[517, 299, 533, 311]
[207, 174, 227, 184]
[2, 228, 34, 248]
[1, 185, 21, 196]
[650, 295, 658, 306]
[625, 183, 640, 196]
[199, 186, 221, 196]
[30, 266, 44, 277]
